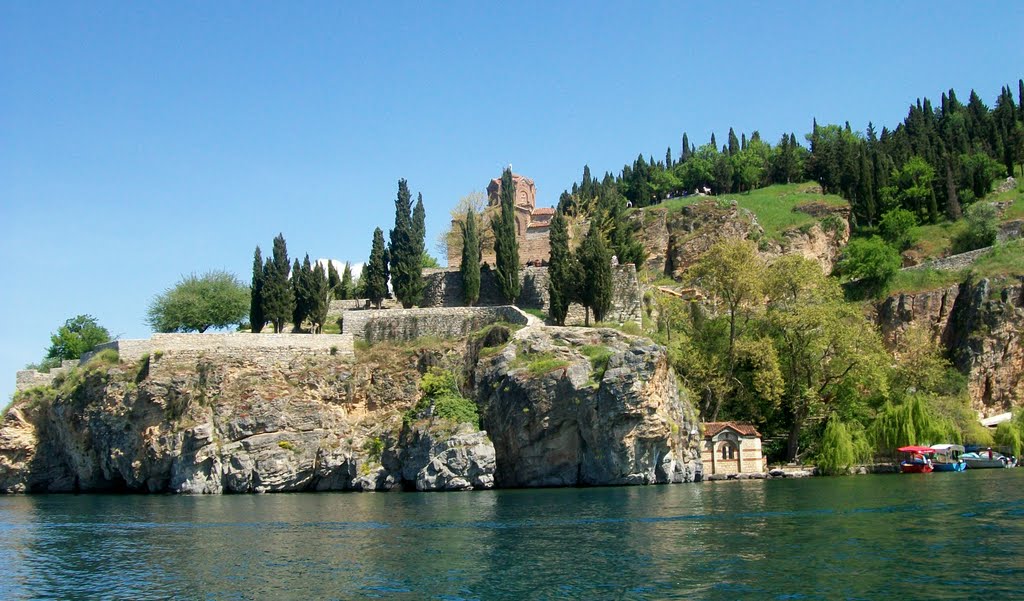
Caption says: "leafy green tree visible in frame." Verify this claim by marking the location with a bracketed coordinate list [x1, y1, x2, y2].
[365, 227, 390, 309]
[547, 209, 573, 325]
[577, 221, 612, 325]
[45, 314, 111, 363]
[147, 270, 250, 333]
[340, 262, 353, 300]
[837, 237, 901, 295]
[953, 201, 999, 253]
[878, 208, 918, 251]
[389, 179, 425, 308]
[421, 253, 441, 269]
[250, 246, 266, 333]
[459, 207, 481, 306]
[261, 233, 295, 333]
[892, 156, 938, 222]
[492, 168, 521, 302]
[816, 419, 869, 476]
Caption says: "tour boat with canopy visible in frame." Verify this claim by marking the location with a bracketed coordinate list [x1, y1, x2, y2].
[962, 448, 1013, 469]
[898, 445, 935, 473]
[929, 444, 966, 472]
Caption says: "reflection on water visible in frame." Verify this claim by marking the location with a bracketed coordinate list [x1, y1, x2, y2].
[1, 470, 1022, 599]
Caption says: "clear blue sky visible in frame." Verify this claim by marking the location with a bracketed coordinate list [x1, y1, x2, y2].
[1, 2, 1021, 400]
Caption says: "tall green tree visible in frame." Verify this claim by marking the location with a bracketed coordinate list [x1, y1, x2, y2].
[547, 209, 573, 325]
[459, 207, 481, 306]
[389, 179, 425, 308]
[340, 261, 353, 300]
[365, 227, 390, 309]
[292, 255, 315, 331]
[261, 233, 295, 333]
[250, 246, 266, 333]
[577, 221, 612, 325]
[307, 262, 331, 333]
[492, 167, 521, 302]
[327, 261, 341, 300]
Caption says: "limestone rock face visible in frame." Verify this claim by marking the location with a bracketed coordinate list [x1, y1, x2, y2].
[631, 199, 849, 277]
[475, 326, 702, 488]
[0, 348, 494, 494]
[873, 277, 1024, 416]
[399, 424, 495, 491]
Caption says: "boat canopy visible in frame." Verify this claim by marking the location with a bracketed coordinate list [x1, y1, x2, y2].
[897, 445, 936, 453]
[931, 444, 965, 452]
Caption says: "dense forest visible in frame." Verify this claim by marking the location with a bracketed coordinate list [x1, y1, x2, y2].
[556, 81, 1024, 232]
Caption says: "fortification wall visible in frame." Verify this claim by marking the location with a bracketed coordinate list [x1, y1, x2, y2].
[341, 306, 530, 343]
[904, 246, 994, 272]
[420, 265, 642, 325]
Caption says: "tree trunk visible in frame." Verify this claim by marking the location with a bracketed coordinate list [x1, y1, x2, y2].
[786, 418, 802, 462]
[584, 306, 590, 327]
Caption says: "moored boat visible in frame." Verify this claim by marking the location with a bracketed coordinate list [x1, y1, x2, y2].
[962, 449, 1012, 469]
[930, 444, 966, 472]
[898, 446, 935, 473]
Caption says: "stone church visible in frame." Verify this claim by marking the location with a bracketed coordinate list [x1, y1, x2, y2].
[448, 173, 555, 269]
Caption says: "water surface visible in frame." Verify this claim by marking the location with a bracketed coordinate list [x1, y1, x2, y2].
[1, 469, 1022, 600]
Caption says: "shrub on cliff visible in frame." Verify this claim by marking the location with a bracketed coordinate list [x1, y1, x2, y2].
[952, 201, 998, 253]
[44, 314, 111, 364]
[409, 368, 479, 428]
[837, 236, 900, 296]
[146, 270, 250, 333]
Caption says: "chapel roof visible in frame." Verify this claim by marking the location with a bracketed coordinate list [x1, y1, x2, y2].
[703, 421, 761, 438]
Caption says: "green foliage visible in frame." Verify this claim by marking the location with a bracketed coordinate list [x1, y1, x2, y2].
[868, 395, 958, 456]
[581, 345, 613, 381]
[340, 262, 353, 300]
[547, 209, 574, 325]
[838, 236, 901, 295]
[261, 233, 295, 333]
[526, 356, 571, 376]
[816, 419, 870, 476]
[278, 440, 298, 452]
[250, 246, 266, 333]
[460, 207, 481, 306]
[147, 270, 250, 333]
[493, 168, 521, 302]
[45, 314, 111, 362]
[952, 201, 998, 253]
[364, 437, 384, 463]
[994, 422, 1022, 457]
[327, 261, 341, 300]
[389, 180, 426, 308]
[412, 368, 479, 428]
[577, 221, 613, 324]
[364, 227, 390, 309]
[878, 208, 918, 250]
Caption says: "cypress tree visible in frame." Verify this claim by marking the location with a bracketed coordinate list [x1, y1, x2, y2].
[681, 133, 691, 162]
[710, 132, 717, 150]
[327, 261, 341, 299]
[261, 233, 295, 333]
[665, 146, 673, 168]
[460, 207, 481, 306]
[578, 221, 612, 326]
[389, 179, 425, 308]
[291, 257, 305, 331]
[728, 128, 740, 155]
[308, 262, 330, 334]
[547, 209, 572, 326]
[250, 246, 265, 333]
[340, 262, 353, 300]
[493, 167, 521, 302]
[1018, 79, 1024, 122]
[365, 227, 389, 309]
[944, 156, 962, 219]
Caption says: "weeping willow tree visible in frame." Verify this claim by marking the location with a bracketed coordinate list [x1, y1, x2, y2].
[816, 419, 871, 476]
[868, 395, 959, 459]
[994, 422, 1023, 457]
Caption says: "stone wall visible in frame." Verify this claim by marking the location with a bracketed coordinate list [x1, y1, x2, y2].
[903, 246, 994, 272]
[16, 361, 88, 393]
[82, 333, 355, 365]
[420, 264, 642, 325]
[342, 306, 531, 343]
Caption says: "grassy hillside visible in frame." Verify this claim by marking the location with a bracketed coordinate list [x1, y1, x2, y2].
[639, 182, 849, 241]
[885, 239, 1024, 295]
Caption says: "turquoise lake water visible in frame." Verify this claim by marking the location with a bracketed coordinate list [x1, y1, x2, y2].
[1, 469, 1022, 600]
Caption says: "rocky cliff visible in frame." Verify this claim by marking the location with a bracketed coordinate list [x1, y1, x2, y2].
[475, 326, 702, 487]
[632, 198, 849, 277]
[875, 276, 1024, 415]
[0, 326, 703, 494]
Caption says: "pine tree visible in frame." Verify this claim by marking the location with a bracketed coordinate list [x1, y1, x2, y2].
[578, 221, 612, 325]
[389, 180, 425, 308]
[365, 228, 389, 309]
[250, 246, 265, 333]
[340, 262, 353, 300]
[492, 167, 521, 302]
[261, 233, 295, 333]
[327, 261, 341, 300]
[459, 207, 481, 306]
[547, 209, 573, 326]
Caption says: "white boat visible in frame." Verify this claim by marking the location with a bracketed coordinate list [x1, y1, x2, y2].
[962, 449, 1012, 469]
[930, 444, 966, 472]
